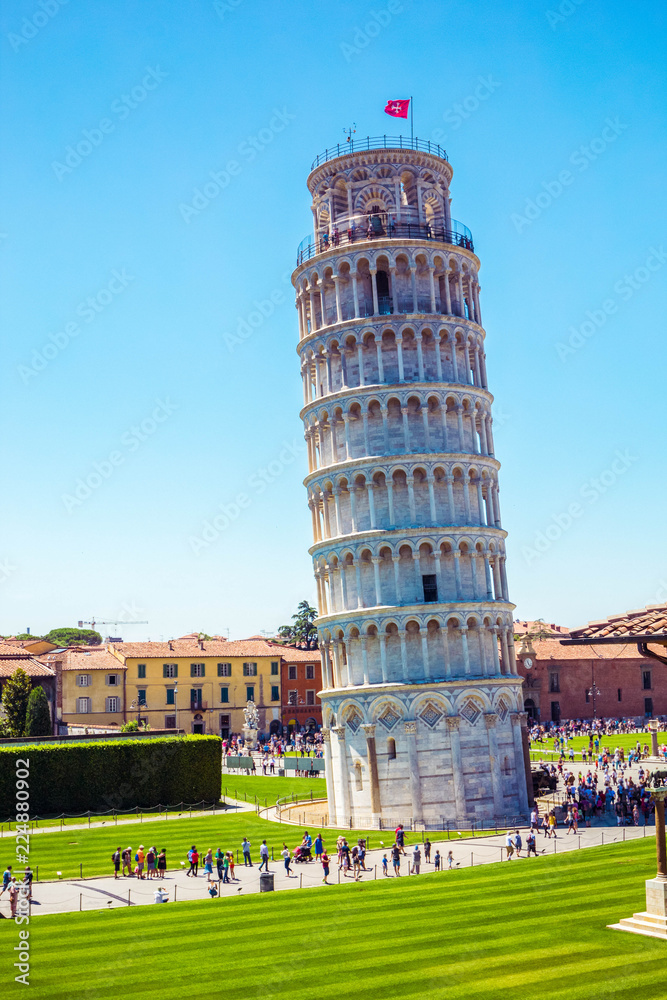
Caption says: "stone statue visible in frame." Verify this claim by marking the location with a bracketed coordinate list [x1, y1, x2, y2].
[243, 700, 259, 731]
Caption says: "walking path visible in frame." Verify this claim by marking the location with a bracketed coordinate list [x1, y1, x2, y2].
[4, 818, 654, 918]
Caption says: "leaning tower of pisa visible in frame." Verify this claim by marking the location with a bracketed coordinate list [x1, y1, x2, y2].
[292, 136, 531, 828]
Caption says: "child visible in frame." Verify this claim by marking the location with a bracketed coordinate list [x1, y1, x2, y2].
[228, 853, 235, 881]
[447, 851, 454, 870]
[434, 851, 441, 871]
[321, 849, 330, 884]
[208, 883, 218, 898]
[382, 854, 388, 876]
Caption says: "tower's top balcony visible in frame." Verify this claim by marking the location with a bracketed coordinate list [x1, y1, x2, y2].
[296, 213, 473, 266]
[310, 135, 448, 171]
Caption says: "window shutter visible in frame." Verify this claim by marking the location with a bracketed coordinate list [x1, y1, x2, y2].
[105, 697, 110, 712]
[75, 674, 80, 687]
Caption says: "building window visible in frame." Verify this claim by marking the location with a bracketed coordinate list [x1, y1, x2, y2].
[191, 663, 205, 677]
[643, 670, 652, 691]
[138, 664, 146, 679]
[166, 688, 175, 705]
[645, 698, 654, 716]
[137, 689, 147, 706]
[288, 690, 297, 706]
[550, 701, 560, 723]
[190, 689, 202, 709]
[271, 661, 279, 675]
[271, 686, 279, 702]
[387, 737, 396, 760]
[217, 663, 231, 677]
[306, 664, 315, 680]
[77, 674, 90, 687]
[288, 665, 297, 680]
[618, 688, 622, 702]
[219, 714, 230, 737]
[549, 673, 560, 693]
[76, 697, 91, 713]
[107, 674, 119, 686]
[165, 715, 176, 729]
[243, 663, 257, 676]
[585, 690, 590, 703]
[246, 685, 255, 702]
[220, 687, 229, 703]
[106, 697, 120, 713]
[163, 663, 178, 678]
[306, 690, 315, 706]
[422, 574, 438, 603]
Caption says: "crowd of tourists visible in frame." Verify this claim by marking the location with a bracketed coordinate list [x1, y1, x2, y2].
[221, 732, 324, 759]
[0, 865, 33, 917]
[529, 717, 654, 745]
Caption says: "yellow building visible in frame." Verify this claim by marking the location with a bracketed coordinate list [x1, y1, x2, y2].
[41, 646, 127, 730]
[111, 638, 282, 736]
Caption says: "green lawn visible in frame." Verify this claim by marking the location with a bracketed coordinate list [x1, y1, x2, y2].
[5, 838, 666, 999]
[221, 774, 325, 804]
[531, 731, 667, 762]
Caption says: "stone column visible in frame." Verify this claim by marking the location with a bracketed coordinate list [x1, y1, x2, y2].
[333, 726, 351, 825]
[360, 637, 370, 685]
[442, 625, 452, 679]
[387, 477, 395, 525]
[401, 406, 410, 452]
[460, 625, 471, 675]
[407, 475, 417, 523]
[367, 482, 377, 528]
[446, 474, 456, 523]
[362, 724, 382, 824]
[447, 716, 467, 824]
[357, 343, 365, 386]
[443, 271, 452, 314]
[390, 267, 399, 315]
[410, 266, 418, 312]
[370, 269, 379, 316]
[392, 555, 402, 603]
[349, 485, 357, 531]
[510, 711, 533, 811]
[375, 334, 385, 382]
[320, 642, 331, 688]
[455, 405, 465, 451]
[435, 334, 444, 380]
[453, 550, 463, 599]
[379, 633, 388, 682]
[396, 337, 405, 381]
[333, 276, 342, 324]
[421, 399, 431, 449]
[404, 721, 423, 825]
[351, 273, 360, 318]
[485, 713, 504, 818]
[449, 334, 459, 382]
[380, 406, 390, 454]
[398, 629, 409, 681]
[428, 266, 437, 313]
[427, 473, 437, 522]
[415, 333, 425, 381]
[339, 561, 349, 611]
[372, 556, 382, 606]
[321, 729, 336, 825]
[489, 626, 501, 676]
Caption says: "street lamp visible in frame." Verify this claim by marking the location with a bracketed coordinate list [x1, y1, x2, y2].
[587, 684, 601, 719]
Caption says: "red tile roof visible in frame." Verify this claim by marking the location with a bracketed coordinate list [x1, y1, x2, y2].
[527, 637, 645, 661]
[564, 603, 667, 643]
[39, 647, 125, 671]
[0, 642, 36, 658]
[110, 639, 280, 658]
[514, 620, 570, 637]
[0, 657, 54, 678]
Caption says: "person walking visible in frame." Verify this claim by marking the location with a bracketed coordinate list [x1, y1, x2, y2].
[281, 844, 293, 877]
[222, 853, 231, 883]
[530, 807, 539, 832]
[382, 854, 389, 876]
[228, 852, 236, 881]
[358, 840, 368, 871]
[112, 848, 121, 880]
[187, 846, 199, 877]
[242, 838, 252, 866]
[526, 830, 537, 857]
[542, 814, 551, 839]
[122, 847, 132, 876]
[391, 844, 401, 875]
[395, 825, 407, 856]
[447, 851, 455, 870]
[505, 832, 515, 860]
[215, 849, 224, 881]
[424, 838, 432, 863]
[146, 847, 157, 879]
[514, 830, 523, 858]
[314, 833, 324, 862]
[0, 865, 11, 896]
[204, 849, 214, 882]
[259, 840, 270, 872]
[548, 810, 558, 838]
[434, 851, 441, 871]
[321, 848, 330, 884]
[412, 846, 421, 875]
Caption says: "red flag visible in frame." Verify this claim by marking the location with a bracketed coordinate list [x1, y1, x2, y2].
[384, 99, 410, 119]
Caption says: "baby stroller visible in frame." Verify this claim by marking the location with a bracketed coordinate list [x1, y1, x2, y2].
[293, 846, 311, 864]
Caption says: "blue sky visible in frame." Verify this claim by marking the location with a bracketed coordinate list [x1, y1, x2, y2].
[1, 0, 665, 640]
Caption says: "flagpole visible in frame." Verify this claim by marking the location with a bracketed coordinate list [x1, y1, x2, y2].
[410, 96, 414, 143]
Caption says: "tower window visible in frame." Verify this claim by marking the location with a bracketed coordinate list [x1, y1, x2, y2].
[549, 673, 560, 693]
[422, 574, 438, 603]
[645, 698, 654, 716]
[617, 688, 622, 702]
[387, 737, 396, 760]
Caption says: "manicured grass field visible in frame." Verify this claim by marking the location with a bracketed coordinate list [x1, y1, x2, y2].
[221, 773, 325, 803]
[5, 838, 665, 999]
[530, 731, 667, 762]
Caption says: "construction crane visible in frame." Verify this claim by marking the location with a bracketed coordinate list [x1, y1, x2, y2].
[77, 619, 148, 630]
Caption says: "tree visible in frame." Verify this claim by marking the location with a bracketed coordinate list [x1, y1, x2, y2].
[277, 600, 318, 649]
[25, 686, 52, 737]
[514, 619, 555, 645]
[120, 719, 150, 733]
[14, 634, 43, 641]
[1, 668, 33, 737]
[44, 627, 102, 647]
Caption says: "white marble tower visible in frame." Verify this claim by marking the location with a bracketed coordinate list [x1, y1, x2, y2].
[292, 137, 530, 828]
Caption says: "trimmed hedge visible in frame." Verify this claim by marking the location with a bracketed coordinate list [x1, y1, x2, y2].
[0, 735, 221, 814]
